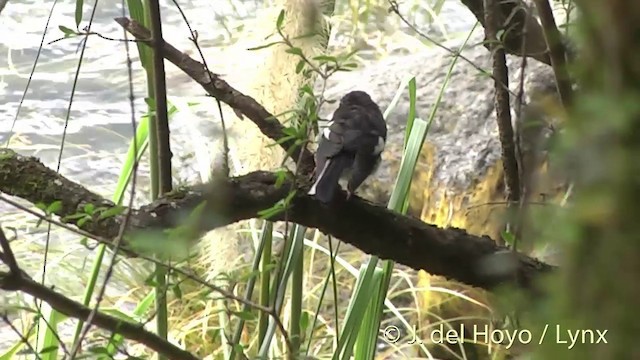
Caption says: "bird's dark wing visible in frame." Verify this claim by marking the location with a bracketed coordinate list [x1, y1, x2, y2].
[319, 103, 382, 156]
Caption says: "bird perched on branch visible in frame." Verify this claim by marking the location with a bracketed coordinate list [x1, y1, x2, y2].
[308, 90, 387, 203]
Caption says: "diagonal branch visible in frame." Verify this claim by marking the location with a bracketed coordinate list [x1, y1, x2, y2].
[0, 149, 554, 292]
[113, 17, 316, 175]
[0, 269, 198, 360]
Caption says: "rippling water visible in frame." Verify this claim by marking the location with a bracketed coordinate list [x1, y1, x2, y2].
[0, 0, 264, 193]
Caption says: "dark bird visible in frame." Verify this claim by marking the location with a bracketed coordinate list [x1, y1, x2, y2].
[308, 90, 387, 203]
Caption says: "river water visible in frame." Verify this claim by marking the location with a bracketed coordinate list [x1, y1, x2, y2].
[1, 0, 476, 192]
[0, 0, 476, 353]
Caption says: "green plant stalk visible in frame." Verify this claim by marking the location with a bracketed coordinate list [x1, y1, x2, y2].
[290, 235, 304, 356]
[85, 1, 157, 357]
[361, 24, 477, 357]
[303, 238, 341, 356]
[257, 225, 306, 358]
[105, 291, 156, 355]
[352, 270, 383, 360]
[229, 221, 273, 359]
[331, 264, 378, 360]
[36, 303, 64, 360]
[79, 128, 149, 356]
[144, 31, 159, 199]
[258, 223, 273, 348]
[140, 0, 169, 353]
[335, 74, 418, 359]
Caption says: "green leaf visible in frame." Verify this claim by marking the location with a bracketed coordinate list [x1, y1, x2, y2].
[58, 25, 76, 36]
[171, 284, 183, 299]
[97, 205, 126, 220]
[74, 0, 84, 27]
[300, 311, 309, 333]
[282, 126, 298, 136]
[247, 40, 283, 51]
[404, 77, 417, 148]
[39, 346, 59, 355]
[338, 48, 360, 61]
[77, 217, 89, 227]
[62, 213, 87, 221]
[275, 170, 288, 188]
[83, 203, 95, 214]
[313, 55, 338, 63]
[276, 10, 285, 30]
[300, 84, 315, 98]
[286, 47, 303, 56]
[502, 230, 516, 246]
[232, 310, 256, 321]
[100, 308, 137, 322]
[46, 200, 63, 215]
[295, 60, 305, 74]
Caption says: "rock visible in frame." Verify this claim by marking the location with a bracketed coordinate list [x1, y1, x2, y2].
[318, 33, 558, 215]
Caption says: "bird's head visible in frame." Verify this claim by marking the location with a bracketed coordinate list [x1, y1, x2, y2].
[340, 90, 374, 106]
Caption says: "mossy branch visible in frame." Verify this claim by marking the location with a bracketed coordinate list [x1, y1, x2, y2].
[0, 149, 553, 292]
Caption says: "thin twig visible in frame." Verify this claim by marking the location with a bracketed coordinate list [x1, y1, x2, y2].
[0, 224, 20, 274]
[0, 313, 43, 360]
[388, 0, 520, 98]
[511, 1, 532, 250]
[0, 270, 199, 360]
[484, 0, 521, 246]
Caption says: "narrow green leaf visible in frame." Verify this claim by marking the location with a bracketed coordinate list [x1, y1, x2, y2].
[286, 47, 303, 56]
[276, 10, 285, 30]
[83, 203, 95, 214]
[58, 25, 76, 36]
[404, 77, 417, 149]
[247, 41, 283, 51]
[46, 200, 62, 214]
[233, 310, 256, 321]
[313, 55, 338, 63]
[97, 205, 126, 220]
[171, 284, 182, 299]
[74, 0, 84, 27]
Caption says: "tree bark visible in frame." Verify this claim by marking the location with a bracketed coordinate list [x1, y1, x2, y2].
[0, 149, 553, 292]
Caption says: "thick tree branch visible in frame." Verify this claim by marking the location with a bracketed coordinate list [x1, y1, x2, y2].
[113, 17, 316, 175]
[0, 149, 554, 292]
[0, 269, 198, 360]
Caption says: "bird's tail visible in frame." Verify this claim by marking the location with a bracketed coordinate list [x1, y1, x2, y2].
[308, 156, 350, 203]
